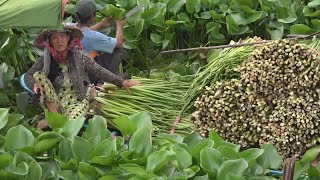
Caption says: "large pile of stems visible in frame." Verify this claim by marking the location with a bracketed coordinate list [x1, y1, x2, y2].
[182, 37, 262, 113]
[96, 76, 192, 135]
[192, 39, 320, 158]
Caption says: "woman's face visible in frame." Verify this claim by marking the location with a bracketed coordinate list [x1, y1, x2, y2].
[49, 32, 70, 52]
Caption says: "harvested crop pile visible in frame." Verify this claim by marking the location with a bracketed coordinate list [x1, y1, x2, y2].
[191, 39, 320, 158]
[96, 77, 192, 135]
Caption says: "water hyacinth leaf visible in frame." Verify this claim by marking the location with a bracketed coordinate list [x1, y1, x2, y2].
[170, 144, 192, 169]
[200, 147, 224, 174]
[300, 146, 320, 163]
[293, 161, 310, 180]
[129, 125, 152, 157]
[0, 154, 13, 169]
[194, 175, 210, 180]
[239, 148, 264, 167]
[177, 13, 190, 22]
[206, 22, 221, 34]
[248, 163, 264, 176]
[72, 136, 93, 162]
[289, 24, 313, 34]
[194, 11, 212, 20]
[217, 159, 248, 180]
[120, 149, 147, 164]
[182, 166, 201, 178]
[4, 125, 35, 150]
[167, 0, 186, 15]
[308, 166, 320, 179]
[311, 19, 320, 30]
[226, 15, 249, 35]
[0, 93, 9, 104]
[276, 4, 297, 23]
[58, 139, 73, 163]
[146, 150, 174, 173]
[119, 163, 148, 175]
[241, 6, 266, 23]
[217, 146, 239, 160]
[35, 137, 64, 153]
[12, 151, 35, 166]
[267, 26, 284, 40]
[234, 0, 255, 8]
[257, 144, 282, 169]
[209, 10, 224, 20]
[0, 63, 15, 89]
[142, 5, 162, 21]
[90, 138, 117, 165]
[113, 115, 137, 137]
[158, 133, 183, 143]
[165, 20, 185, 26]
[38, 161, 60, 179]
[83, 115, 109, 140]
[36, 131, 63, 141]
[226, 173, 246, 180]
[9, 162, 29, 176]
[100, 4, 125, 20]
[208, 131, 222, 143]
[62, 117, 85, 139]
[248, 176, 269, 180]
[2, 113, 24, 132]
[0, 108, 9, 129]
[77, 162, 97, 180]
[191, 140, 214, 161]
[183, 132, 203, 149]
[186, 0, 201, 13]
[16, 92, 31, 114]
[64, 4, 75, 15]
[162, 39, 170, 50]
[219, 4, 228, 14]
[0, 33, 18, 57]
[150, 33, 162, 44]
[45, 110, 68, 129]
[303, 6, 320, 17]
[26, 161, 42, 180]
[87, 136, 102, 148]
[214, 141, 240, 152]
[123, 19, 145, 41]
[58, 170, 78, 180]
[308, 0, 320, 8]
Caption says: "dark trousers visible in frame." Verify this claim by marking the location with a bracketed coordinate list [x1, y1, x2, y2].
[91, 48, 123, 84]
[95, 48, 123, 74]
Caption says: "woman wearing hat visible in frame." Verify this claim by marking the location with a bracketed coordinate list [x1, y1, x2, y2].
[24, 27, 140, 129]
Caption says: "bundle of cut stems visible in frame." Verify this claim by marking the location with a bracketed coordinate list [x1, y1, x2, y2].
[96, 76, 193, 135]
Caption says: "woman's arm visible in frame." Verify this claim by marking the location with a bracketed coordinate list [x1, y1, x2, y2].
[81, 51, 124, 87]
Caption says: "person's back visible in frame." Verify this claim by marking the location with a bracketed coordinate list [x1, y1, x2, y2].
[74, 0, 125, 79]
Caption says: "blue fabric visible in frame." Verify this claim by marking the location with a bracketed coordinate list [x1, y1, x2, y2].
[64, 22, 117, 54]
[20, 73, 34, 95]
[81, 29, 117, 54]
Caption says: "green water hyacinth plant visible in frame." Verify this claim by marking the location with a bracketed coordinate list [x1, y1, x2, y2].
[64, 0, 320, 77]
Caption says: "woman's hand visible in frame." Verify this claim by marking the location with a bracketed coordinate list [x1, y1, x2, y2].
[37, 119, 48, 130]
[122, 80, 141, 93]
[33, 83, 42, 94]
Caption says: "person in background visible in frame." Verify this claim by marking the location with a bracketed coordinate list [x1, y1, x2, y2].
[66, 0, 126, 85]
[24, 27, 139, 129]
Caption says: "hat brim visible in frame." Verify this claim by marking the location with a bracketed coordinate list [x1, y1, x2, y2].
[96, 4, 102, 11]
[34, 27, 83, 50]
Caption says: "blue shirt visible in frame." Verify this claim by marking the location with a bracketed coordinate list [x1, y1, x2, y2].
[81, 29, 117, 54]
[65, 22, 117, 54]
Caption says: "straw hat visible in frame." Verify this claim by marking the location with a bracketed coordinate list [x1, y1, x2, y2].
[34, 27, 83, 50]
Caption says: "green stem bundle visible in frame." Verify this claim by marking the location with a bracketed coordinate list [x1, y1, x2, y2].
[96, 77, 193, 135]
